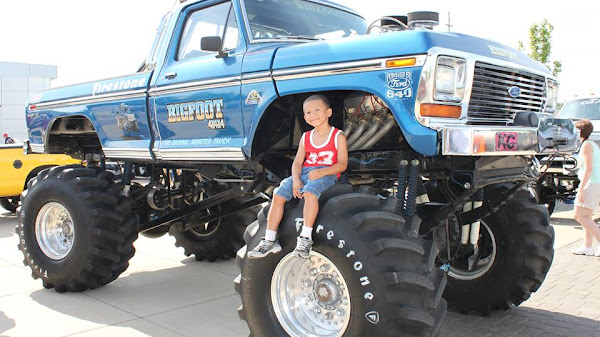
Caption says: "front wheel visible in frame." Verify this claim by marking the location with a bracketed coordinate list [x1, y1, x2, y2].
[442, 185, 554, 314]
[236, 189, 447, 337]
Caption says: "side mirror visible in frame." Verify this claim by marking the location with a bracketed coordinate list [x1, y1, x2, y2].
[201, 36, 227, 57]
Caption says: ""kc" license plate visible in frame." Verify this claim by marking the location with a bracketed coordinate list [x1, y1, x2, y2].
[495, 132, 518, 151]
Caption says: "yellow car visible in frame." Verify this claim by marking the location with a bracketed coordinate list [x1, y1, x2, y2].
[0, 144, 80, 213]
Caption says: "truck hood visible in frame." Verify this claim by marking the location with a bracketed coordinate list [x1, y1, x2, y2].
[272, 30, 549, 74]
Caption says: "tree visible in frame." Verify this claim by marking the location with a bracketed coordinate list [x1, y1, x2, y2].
[518, 19, 562, 77]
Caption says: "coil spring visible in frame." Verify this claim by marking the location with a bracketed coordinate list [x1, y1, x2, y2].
[403, 159, 420, 217]
[396, 160, 409, 214]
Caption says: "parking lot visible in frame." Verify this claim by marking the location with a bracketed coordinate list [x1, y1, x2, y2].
[1, 202, 599, 337]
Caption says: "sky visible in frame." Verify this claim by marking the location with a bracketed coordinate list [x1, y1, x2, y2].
[1, 0, 598, 102]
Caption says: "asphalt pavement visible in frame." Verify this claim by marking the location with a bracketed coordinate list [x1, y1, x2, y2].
[0, 202, 599, 337]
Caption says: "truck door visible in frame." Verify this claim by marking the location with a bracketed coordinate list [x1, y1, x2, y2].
[151, 1, 246, 161]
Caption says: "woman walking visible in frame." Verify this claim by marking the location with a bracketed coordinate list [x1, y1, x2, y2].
[571, 119, 600, 256]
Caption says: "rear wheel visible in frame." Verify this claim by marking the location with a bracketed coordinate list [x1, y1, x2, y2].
[16, 165, 138, 292]
[236, 188, 447, 337]
[170, 206, 258, 262]
[0, 197, 19, 213]
[442, 185, 554, 314]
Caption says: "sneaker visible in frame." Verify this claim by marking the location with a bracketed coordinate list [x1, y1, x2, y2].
[247, 238, 282, 259]
[294, 236, 313, 259]
[571, 245, 594, 256]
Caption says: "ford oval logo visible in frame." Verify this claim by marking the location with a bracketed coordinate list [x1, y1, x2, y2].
[508, 86, 521, 98]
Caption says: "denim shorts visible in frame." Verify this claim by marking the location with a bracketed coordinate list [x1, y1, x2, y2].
[274, 166, 337, 200]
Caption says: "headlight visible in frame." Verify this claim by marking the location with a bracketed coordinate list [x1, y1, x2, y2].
[434, 56, 467, 102]
[545, 79, 559, 113]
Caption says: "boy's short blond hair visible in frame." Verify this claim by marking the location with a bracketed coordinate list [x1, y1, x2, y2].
[304, 94, 330, 109]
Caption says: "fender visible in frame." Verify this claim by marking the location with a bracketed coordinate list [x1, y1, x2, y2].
[243, 64, 439, 157]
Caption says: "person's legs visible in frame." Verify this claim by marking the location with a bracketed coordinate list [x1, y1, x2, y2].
[248, 179, 294, 259]
[302, 192, 319, 229]
[572, 206, 600, 256]
[267, 195, 287, 232]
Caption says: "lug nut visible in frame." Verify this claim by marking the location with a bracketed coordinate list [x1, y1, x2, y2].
[305, 294, 314, 302]
[319, 264, 330, 272]
[324, 313, 333, 320]
[309, 268, 319, 276]
[337, 309, 345, 316]
[303, 280, 312, 288]
[313, 307, 322, 314]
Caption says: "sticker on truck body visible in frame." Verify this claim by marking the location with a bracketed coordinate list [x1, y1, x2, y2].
[167, 98, 226, 130]
[385, 71, 413, 100]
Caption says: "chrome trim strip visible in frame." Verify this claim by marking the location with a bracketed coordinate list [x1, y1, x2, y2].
[154, 147, 246, 161]
[272, 56, 426, 81]
[149, 76, 241, 96]
[241, 71, 272, 84]
[33, 90, 147, 110]
[30, 143, 45, 154]
[102, 148, 153, 160]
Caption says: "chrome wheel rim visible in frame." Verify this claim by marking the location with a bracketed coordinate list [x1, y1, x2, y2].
[271, 251, 351, 337]
[448, 220, 497, 280]
[35, 202, 75, 260]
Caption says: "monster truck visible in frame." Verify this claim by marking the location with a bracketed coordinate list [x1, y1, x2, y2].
[19, 0, 577, 336]
[535, 96, 600, 214]
[0, 144, 79, 213]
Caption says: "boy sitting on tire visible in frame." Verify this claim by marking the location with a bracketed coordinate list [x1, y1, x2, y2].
[248, 94, 348, 259]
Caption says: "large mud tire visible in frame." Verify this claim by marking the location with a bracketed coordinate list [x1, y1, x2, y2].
[443, 185, 554, 314]
[170, 206, 258, 262]
[16, 165, 138, 292]
[0, 197, 19, 213]
[236, 187, 447, 337]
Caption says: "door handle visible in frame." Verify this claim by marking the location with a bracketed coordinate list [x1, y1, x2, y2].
[164, 72, 177, 80]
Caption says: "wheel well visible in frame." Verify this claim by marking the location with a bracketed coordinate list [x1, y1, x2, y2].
[47, 116, 101, 158]
[250, 90, 404, 178]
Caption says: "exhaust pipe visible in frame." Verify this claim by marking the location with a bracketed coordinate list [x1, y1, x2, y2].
[360, 115, 396, 150]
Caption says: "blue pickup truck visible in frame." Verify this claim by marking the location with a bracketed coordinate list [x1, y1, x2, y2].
[18, 1, 578, 336]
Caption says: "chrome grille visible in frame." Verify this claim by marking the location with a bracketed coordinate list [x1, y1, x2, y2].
[468, 62, 546, 125]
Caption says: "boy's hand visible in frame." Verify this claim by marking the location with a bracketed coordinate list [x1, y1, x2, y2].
[308, 169, 325, 180]
[293, 178, 304, 199]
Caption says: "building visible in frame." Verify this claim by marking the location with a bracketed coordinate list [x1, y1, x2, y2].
[0, 61, 57, 142]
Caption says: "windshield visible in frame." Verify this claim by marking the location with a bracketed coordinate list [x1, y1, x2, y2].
[140, 12, 172, 72]
[558, 98, 600, 120]
[243, 0, 367, 41]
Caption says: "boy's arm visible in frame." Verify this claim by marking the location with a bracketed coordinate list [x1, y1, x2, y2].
[291, 137, 306, 198]
[292, 137, 306, 180]
[308, 133, 348, 179]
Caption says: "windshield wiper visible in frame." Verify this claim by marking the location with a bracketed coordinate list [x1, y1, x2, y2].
[273, 35, 323, 41]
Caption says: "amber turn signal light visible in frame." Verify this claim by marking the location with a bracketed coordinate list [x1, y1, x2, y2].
[420, 104, 461, 118]
[386, 58, 417, 68]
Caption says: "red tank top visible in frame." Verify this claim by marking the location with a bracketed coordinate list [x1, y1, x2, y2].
[303, 127, 342, 170]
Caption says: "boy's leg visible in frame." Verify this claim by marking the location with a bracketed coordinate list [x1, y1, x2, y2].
[293, 192, 318, 258]
[247, 180, 292, 259]
[267, 195, 287, 232]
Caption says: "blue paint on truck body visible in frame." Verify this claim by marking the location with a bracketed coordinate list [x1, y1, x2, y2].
[25, 0, 551, 160]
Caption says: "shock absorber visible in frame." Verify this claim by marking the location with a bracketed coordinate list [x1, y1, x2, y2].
[403, 159, 420, 218]
[469, 188, 485, 245]
[122, 162, 133, 197]
[396, 160, 409, 215]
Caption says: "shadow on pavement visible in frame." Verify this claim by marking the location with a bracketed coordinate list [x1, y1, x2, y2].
[0, 212, 17, 239]
[0, 311, 16, 337]
[27, 260, 241, 337]
[442, 306, 600, 337]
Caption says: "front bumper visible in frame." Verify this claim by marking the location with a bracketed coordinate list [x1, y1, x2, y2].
[442, 118, 578, 156]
